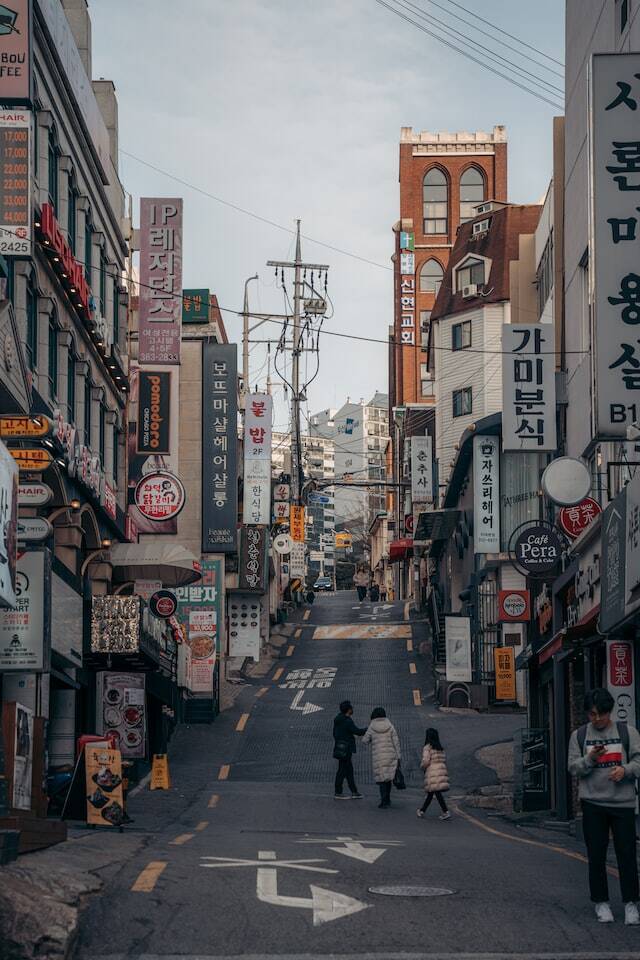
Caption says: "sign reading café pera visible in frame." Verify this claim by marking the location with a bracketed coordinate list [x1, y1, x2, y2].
[509, 520, 565, 577]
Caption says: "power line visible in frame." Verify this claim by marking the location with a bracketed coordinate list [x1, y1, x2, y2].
[443, 0, 564, 69]
[372, 0, 563, 110]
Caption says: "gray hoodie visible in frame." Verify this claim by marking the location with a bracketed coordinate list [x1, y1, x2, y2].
[567, 721, 640, 808]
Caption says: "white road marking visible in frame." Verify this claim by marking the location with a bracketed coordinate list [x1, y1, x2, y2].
[256, 851, 369, 926]
[297, 836, 404, 864]
[290, 689, 323, 715]
[200, 854, 337, 874]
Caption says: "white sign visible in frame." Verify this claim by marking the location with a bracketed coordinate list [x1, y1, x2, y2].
[17, 518, 52, 542]
[243, 393, 273, 525]
[134, 579, 162, 601]
[411, 436, 433, 502]
[473, 435, 500, 553]
[0, 438, 18, 607]
[606, 638, 636, 725]
[591, 53, 640, 436]
[273, 533, 293, 555]
[273, 501, 289, 520]
[290, 542, 305, 578]
[18, 482, 52, 507]
[502, 324, 556, 451]
[0, 111, 31, 257]
[273, 483, 290, 502]
[228, 593, 261, 661]
[445, 615, 472, 682]
[0, 550, 47, 670]
[134, 470, 185, 522]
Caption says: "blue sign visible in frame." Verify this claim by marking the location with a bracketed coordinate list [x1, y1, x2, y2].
[309, 494, 330, 505]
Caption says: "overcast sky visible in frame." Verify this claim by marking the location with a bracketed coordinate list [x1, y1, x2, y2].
[89, 0, 565, 432]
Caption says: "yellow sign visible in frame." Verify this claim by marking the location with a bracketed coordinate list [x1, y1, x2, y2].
[150, 753, 171, 790]
[9, 448, 53, 472]
[290, 505, 305, 542]
[494, 647, 516, 701]
[0, 416, 52, 439]
[85, 745, 125, 826]
[335, 532, 352, 548]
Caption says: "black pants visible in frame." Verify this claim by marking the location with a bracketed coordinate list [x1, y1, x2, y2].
[421, 791, 448, 814]
[378, 781, 392, 806]
[356, 586, 367, 602]
[582, 801, 639, 903]
[335, 756, 357, 795]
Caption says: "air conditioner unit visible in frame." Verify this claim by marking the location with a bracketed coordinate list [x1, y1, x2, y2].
[462, 284, 478, 298]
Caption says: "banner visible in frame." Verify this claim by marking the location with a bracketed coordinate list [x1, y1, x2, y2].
[98, 672, 146, 759]
[137, 371, 171, 454]
[243, 393, 272, 525]
[85, 745, 124, 827]
[473, 435, 500, 553]
[494, 647, 516, 700]
[607, 638, 636, 725]
[290, 505, 305, 542]
[138, 198, 183, 365]
[202, 343, 238, 553]
[175, 558, 223, 694]
[502, 324, 556, 451]
[445, 616, 472, 682]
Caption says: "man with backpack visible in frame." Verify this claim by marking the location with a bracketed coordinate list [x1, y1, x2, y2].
[568, 688, 640, 925]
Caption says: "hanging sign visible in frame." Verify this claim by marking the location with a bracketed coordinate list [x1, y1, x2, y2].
[289, 541, 305, 578]
[18, 482, 52, 507]
[398, 235, 415, 345]
[149, 590, 178, 620]
[510, 520, 564, 576]
[16, 517, 51, 542]
[558, 497, 602, 539]
[0, 437, 18, 607]
[502, 324, 556, 451]
[85, 744, 125, 826]
[239, 525, 268, 593]
[473, 435, 500, 553]
[134, 471, 185, 522]
[202, 342, 238, 553]
[182, 288, 209, 325]
[137, 371, 171, 454]
[8, 448, 52, 471]
[0, 415, 51, 438]
[0, 109, 31, 256]
[600, 489, 627, 632]
[243, 393, 272, 526]
[273, 502, 289, 522]
[411, 436, 433, 502]
[498, 590, 530, 622]
[273, 483, 290, 502]
[494, 647, 516, 700]
[290, 505, 305, 542]
[273, 532, 292, 555]
[138, 198, 183, 365]
[607, 638, 635, 725]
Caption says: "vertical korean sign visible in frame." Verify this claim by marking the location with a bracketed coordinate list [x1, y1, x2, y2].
[606, 638, 635, 725]
[399, 238, 415, 345]
[473, 435, 500, 553]
[202, 343, 238, 553]
[0, 110, 31, 256]
[175, 558, 223, 694]
[411, 436, 433, 502]
[591, 54, 640, 436]
[138, 199, 183, 365]
[242, 393, 272, 525]
[502, 325, 556, 451]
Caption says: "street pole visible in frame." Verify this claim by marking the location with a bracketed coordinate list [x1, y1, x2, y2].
[241, 273, 259, 408]
[292, 220, 302, 505]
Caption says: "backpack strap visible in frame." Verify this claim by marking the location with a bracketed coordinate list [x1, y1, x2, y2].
[577, 723, 588, 754]
[616, 721, 630, 762]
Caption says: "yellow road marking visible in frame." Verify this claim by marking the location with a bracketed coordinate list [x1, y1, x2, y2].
[131, 861, 167, 892]
[409, 663, 417, 675]
[236, 713, 250, 732]
[412, 689, 422, 706]
[406, 638, 413, 652]
[453, 805, 618, 878]
[218, 764, 230, 780]
[286, 645, 295, 656]
[303, 610, 310, 620]
[208, 794, 220, 808]
[170, 833, 194, 846]
[256, 686, 269, 698]
[313, 624, 412, 640]
[195, 820, 208, 832]
[295, 628, 302, 638]
[273, 667, 284, 682]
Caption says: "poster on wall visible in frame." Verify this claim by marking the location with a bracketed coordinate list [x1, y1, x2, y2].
[202, 343, 238, 552]
[98, 672, 146, 759]
[473, 435, 500, 553]
[445, 616, 472, 682]
[0, 549, 49, 670]
[175, 558, 223, 694]
[0, 438, 18, 607]
[84, 744, 125, 826]
[494, 647, 516, 701]
[12, 702, 33, 810]
[138, 198, 183, 365]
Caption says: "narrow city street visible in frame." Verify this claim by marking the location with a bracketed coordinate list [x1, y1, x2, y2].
[73, 593, 640, 960]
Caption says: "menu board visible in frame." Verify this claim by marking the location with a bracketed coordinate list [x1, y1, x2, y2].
[0, 111, 31, 256]
[85, 745, 125, 827]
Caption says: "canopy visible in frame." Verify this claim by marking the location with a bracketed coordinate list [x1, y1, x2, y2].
[389, 538, 413, 563]
[109, 542, 202, 587]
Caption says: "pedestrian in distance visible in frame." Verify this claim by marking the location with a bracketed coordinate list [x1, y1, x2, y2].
[380, 584, 387, 602]
[417, 728, 451, 820]
[568, 687, 640, 925]
[333, 700, 366, 800]
[353, 569, 368, 602]
[362, 707, 401, 808]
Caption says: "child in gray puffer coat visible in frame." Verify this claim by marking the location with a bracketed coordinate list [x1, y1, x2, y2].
[362, 707, 401, 808]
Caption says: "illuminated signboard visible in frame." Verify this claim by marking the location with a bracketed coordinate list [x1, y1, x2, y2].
[0, 110, 31, 256]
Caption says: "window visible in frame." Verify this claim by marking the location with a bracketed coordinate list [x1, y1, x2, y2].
[85, 212, 93, 286]
[420, 310, 431, 349]
[456, 257, 485, 291]
[460, 167, 485, 223]
[452, 320, 472, 350]
[419, 258, 444, 294]
[67, 175, 76, 253]
[113, 277, 120, 345]
[618, 0, 629, 32]
[84, 376, 92, 446]
[48, 317, 57, 398]
[47, 127, 58, 213]
[99, 248, 107, 316]
[25, 278, 37, 369]
[67, 347, 75, 422]
[452, 387, 472, 418]
[423, 167, 448, 234]
[99, 402, 106, 465]
[536, 233, 554, 319]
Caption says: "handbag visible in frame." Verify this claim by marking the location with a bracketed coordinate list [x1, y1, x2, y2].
[333, 739, 350, 761]
[393, 762, 406, 790]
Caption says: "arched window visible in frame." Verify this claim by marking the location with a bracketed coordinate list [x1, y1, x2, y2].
[67, 173, 77, 253]
[25, 273, 38, 370]
[456, 257, 486, 291]
[460, 167, 485, 223]
[67, 340, 76, 422]
[48, 126, 59, 213]
[419, 258, 444, 294]
[423, 168, 448, 234]
[85, 208, 93, 287]
[48, 312, 58, 400]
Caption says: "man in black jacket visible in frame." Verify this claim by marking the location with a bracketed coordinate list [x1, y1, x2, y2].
[333, 700, 367, 799]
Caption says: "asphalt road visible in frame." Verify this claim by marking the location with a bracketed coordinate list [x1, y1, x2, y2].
[75, 592, 640, 960]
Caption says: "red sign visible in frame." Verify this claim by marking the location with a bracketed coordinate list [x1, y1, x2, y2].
[404, 513, 414, 535]
[150, 590, 178, 620]
[39, 204, 91, 321]
[558, 497, 602, 540]
[103, 482, 117, 520]
[498, 589, 531, 622]
[609, 641, 633, 688]
[134, 471, 185, 522]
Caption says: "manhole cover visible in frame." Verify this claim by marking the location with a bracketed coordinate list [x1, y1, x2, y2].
[368, 884, 455, 897]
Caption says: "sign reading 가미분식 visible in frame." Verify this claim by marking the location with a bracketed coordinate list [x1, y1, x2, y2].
[502, 324, 556, 452]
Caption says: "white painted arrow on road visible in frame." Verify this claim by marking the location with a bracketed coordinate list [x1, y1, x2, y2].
[290, 689, 323, 715]
[257, 853, 369, 926]
[297, 836, 404, 864]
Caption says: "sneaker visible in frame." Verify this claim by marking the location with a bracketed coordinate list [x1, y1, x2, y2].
[595, 902, 614, 923]
[439, 812, 451, 821]
[416, 809, 424, 818]
[334, 794, 350, 800]
[351, 792, 363, 799]
[625, 902, 640, 926]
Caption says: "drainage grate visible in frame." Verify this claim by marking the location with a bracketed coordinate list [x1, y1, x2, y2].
[368, 884, 455, 897]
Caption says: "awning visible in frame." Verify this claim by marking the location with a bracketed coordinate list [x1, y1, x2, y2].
[110, 542, 202, 587]
[536, 605, 601, 666]
[414, 509, 460, 543]
[389, 538, 413, 562]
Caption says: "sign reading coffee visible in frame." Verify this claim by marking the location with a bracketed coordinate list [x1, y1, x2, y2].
[137, 371, 171, 455]
[510, 521, 564, 575]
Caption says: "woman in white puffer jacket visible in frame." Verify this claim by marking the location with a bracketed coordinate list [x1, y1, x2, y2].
[362, 707, 401, 808]
[418, 727, 451, 820]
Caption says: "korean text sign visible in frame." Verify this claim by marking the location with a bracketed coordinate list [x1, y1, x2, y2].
[202, 343, 238, 553]
[591, 54, 640, 436]
[398, 240, 415, 345]
[175, 559, 223, 694]
[502, 325, 556, 451]
[473, 435, 500, 553]
[243, 393, 272, 525]
[138, 199, 183, 365]
[410, 436, 433, 502]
